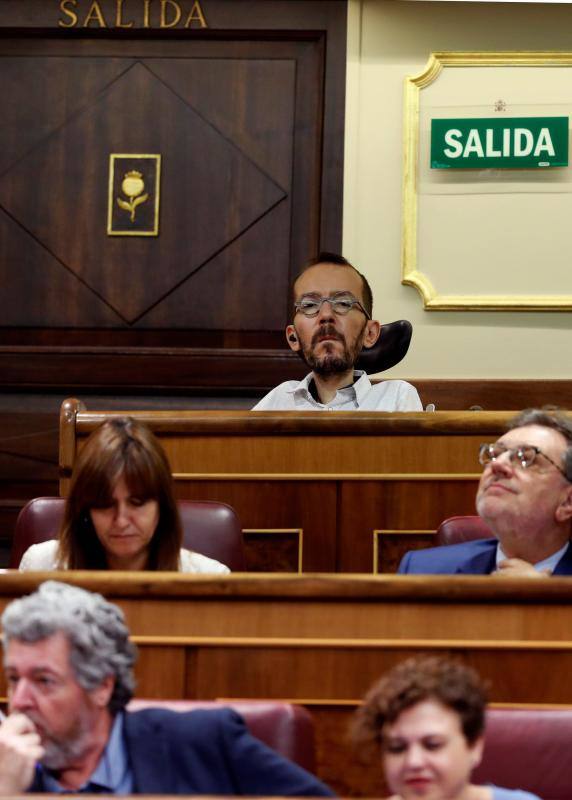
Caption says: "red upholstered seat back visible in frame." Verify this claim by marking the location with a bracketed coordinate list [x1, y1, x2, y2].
[11, 496, 245, 570]
[436, 515, 493, 547]
[127, 699, 316, 773]
[10, 497, 64, 567]
[178, 499, 245, 570]
[473, 708, 572, 800]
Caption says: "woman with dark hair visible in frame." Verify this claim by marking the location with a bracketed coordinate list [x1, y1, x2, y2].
[353, 656, 540, 800]
[19, 417, 229, 573]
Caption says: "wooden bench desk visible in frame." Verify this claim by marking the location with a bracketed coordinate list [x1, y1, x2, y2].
[59, 400, 515, 572]
[0, 572, 571, 794]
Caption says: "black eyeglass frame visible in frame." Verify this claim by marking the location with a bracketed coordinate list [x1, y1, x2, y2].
[479, 442, 569, 481]
[293, 292, 371, 320]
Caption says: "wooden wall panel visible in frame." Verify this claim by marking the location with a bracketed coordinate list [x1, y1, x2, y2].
[161, 431, 485, 475]
[136, 646, 187, 698]
[0, 411, 59, 566]
[0, 1, 346, 391]
[338, 480, 480, 572]
[176, 480, 337, 571]
[243, 530, 302, 573]
[0, 41, 294, 330]
[311, 704, 388, 798]
[414, 379, 572, 411]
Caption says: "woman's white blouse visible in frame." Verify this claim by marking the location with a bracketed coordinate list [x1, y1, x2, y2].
[18, 540, 230, 574]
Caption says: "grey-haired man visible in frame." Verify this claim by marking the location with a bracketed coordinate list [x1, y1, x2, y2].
[399, 409, 572, 577]
[0, 581, 333, 795]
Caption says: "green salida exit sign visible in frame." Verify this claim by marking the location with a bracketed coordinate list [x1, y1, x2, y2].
[431, 116, 569, 169]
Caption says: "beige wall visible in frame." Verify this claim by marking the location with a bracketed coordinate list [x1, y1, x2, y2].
[344, 0, 572, 379]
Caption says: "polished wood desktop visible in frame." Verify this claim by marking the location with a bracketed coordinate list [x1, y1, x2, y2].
[59, 401, 517, 572]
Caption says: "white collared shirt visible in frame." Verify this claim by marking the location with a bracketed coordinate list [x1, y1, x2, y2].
[495, 541, 569, 574]
[252, 371, 422, 411]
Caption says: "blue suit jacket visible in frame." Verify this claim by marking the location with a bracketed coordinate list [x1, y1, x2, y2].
[29, 707, 333, 796]
[124, 707, 333, 796]
[398, 538, 572, 575]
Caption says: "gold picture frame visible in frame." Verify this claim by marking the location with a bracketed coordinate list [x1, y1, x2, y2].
[402, 52, 572, 311]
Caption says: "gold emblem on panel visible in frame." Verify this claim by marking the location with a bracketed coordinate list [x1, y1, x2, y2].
[117, 170, 148, 222]
[107, 154, 161, 236]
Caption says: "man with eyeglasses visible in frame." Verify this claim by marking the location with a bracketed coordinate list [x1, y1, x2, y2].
[398, 408, 572, 577]
[252, 253, 421, 411]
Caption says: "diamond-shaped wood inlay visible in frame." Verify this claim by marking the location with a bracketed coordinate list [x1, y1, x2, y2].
[0, 62, 287, 323]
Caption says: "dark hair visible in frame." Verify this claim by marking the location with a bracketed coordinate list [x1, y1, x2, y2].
[57, 417, 182, 570]
[2, 581, 136, 714]
[293, 251, 374, 317]
[353, 656, 487, 752]
[508, 408, 572, 481]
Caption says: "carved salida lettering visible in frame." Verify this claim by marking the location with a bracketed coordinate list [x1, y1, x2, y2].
[57, 0, 208, 29]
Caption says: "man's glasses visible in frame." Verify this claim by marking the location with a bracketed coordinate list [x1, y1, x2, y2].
[294, 292, 371, 319]
[479, 442, 569, 480]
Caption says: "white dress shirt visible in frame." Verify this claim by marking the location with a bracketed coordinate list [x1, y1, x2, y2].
[252, 371, 422, 411]
[495, 540, 569, 574]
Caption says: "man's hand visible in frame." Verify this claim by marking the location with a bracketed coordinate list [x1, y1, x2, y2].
[0, 713, 44, 794]
[496, 558, 551, 578]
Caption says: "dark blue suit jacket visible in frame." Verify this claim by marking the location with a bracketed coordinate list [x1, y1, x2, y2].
[30, 708, 333, 795]
[398, 538, 572, 575]
[124, 707, 333, 795]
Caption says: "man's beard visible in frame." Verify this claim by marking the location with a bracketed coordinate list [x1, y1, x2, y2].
[32, 710, 95, 771]
[300, 322, 366, 376]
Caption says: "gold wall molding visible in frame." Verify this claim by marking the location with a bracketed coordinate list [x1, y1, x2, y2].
[403, 51, 572, 311]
